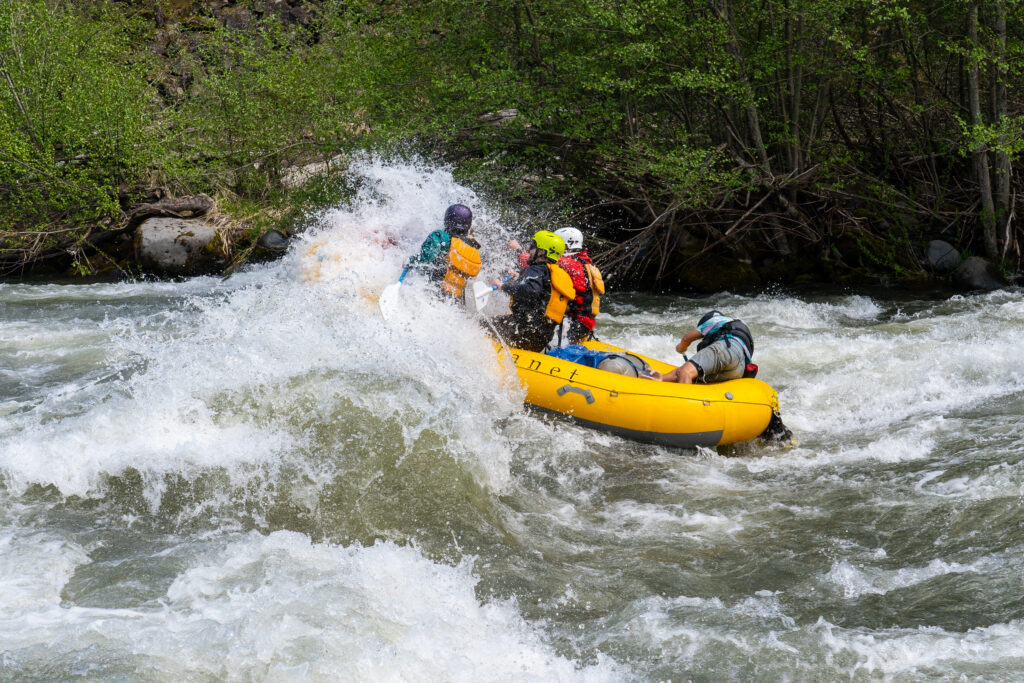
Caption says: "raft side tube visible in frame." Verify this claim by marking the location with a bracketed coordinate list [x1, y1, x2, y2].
[526, 405, 724, 448]
[503, 343, 778, 447]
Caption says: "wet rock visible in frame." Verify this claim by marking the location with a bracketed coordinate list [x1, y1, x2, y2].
[950, 256, 1008, 292]
[925, 240, 961, 273]
[756, 251, 835, 286]
[244, 229, 290, 266]
[135, 217, 228, 277]
[257, 230, 289, 253]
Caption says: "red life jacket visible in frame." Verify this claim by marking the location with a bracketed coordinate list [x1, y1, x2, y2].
[564, 251, 603, 328]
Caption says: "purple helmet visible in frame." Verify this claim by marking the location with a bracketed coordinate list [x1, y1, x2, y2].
[443, 204, 473, 234]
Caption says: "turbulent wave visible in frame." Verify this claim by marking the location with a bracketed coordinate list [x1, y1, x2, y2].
[2, 156, 1024, 680]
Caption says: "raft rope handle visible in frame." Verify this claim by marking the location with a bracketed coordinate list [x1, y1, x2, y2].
[557, 385, 595, 404]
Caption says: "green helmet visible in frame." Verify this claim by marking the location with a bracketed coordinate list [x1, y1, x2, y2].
[531, 230, 566, 262]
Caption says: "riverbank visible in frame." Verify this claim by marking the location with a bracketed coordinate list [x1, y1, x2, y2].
[4, 153, 1017, 296]
[1, 0, 1020, 290]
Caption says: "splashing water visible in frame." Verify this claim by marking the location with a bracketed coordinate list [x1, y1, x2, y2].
[2, 156, 1024, 681]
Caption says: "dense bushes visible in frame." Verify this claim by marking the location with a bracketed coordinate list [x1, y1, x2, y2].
[1, 0, 1021, 282]
[379, 0, 1024, 281]
[0, 1, 155, 233]
[0, 1, 377, 273]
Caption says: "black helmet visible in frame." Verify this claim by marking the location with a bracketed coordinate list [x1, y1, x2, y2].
[443, 204, 473, 234]
[698, 310, 722, 326]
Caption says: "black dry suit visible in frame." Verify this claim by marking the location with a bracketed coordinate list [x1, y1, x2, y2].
[491, 262, 566, 352]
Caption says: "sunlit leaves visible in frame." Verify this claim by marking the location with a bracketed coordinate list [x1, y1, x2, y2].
[0, 0, 156, 230]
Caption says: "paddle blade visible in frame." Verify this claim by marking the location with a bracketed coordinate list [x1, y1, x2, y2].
[470, 281, 493, 314]
[378, 282, 401, 320]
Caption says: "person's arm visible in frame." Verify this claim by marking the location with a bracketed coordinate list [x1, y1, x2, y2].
[497, 265, 546, 298]
[675, 328, 702, 355]
[505, 239, 533, 271]
[643, 327, 702, 382]
[408, 230, 448, 266]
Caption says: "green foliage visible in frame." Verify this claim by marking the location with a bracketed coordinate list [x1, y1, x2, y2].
[165, 16, 368, 193]
[0, 0, 157, 238]
[957, 115, 1024, 156]
[2, 0, 1022, 277]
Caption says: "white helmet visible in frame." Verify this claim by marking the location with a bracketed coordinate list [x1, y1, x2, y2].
[555, 227, 583, 251]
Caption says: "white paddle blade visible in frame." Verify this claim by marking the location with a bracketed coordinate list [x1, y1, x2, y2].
[471, 281, 494, 314]
[378, 282, 401, 320]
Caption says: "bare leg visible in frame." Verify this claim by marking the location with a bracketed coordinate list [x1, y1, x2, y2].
[648, 362, 699, 383]
[674, 361, 699, 384]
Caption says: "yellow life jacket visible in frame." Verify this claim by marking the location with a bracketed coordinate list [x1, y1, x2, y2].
[544, 264, 577, 324]
[583, 263, 605, 316]
[441, 236, 482, 298]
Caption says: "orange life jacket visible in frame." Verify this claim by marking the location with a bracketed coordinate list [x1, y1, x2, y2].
[583, 263, 605, 316]
[441, 236, 482, 298]
[544, 264, 577, 324]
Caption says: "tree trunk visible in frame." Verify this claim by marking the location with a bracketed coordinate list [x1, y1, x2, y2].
[718, 0, 790, 254]
[990, 0, 1012, 257]
[787, 7, 804, 206]
[784, 2, 803, 178]
[967, 2, 998, 258]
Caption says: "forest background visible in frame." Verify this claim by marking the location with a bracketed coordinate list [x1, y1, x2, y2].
[0, 0, 1021, 290]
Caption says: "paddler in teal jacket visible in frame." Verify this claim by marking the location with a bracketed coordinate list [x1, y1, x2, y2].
[407, 204, 482, 300]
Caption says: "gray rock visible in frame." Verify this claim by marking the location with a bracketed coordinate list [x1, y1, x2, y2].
[257, 230, 289, 252]
[926, 240, 961, 273]
[135, 217, 226, 277]
[950, 256, 1008, 292]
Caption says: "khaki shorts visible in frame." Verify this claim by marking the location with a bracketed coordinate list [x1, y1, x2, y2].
[688, 339, 745, 383]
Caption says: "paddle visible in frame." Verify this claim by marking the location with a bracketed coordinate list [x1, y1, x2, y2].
[470, 280, 496, 313]
[378, 267, 409, 320]
[470, 273, 514, 314]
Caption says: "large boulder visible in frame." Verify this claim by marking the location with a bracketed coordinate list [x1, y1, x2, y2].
[925, 240, 961, 273]
[135, 217, 229, 277]
[280, 155, 345, 189]
[950, 256, 1008, 292]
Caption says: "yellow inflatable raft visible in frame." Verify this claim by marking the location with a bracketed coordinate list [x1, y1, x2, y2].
[504, 340, 785, 448]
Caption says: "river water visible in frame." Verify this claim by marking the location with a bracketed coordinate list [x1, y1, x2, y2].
[2, 158, 1023, 681]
